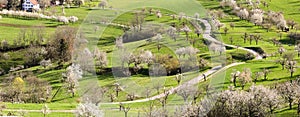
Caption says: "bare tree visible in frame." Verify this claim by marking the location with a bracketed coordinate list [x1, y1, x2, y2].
[223, 27, 229, 36]
[254, 34, 262, 45]
[158, 90, 169, 109]
[242, 32, 248, 44]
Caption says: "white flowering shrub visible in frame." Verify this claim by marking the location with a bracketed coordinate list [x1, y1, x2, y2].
[75, 102, 103, 117]
[69, 16, 79, 23]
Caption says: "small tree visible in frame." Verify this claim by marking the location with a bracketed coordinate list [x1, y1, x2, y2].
[262, 68, 271, 80]
[181, 25, 191, 40]
[39, 59, 52, 68]
[223, 27, 229, 36]
[0, 102, 5, 116]
[174, 73, 183, 85]
[98, 0, 108, 9]
[238, 68, 252, 90]
[62, 64, 83, 97]
[231, 70, 240, 87]
[176, 84, 198, 103]
[295, 44, 300, 57]
[254, 34, 262, 45]
[114, 83, 122, 97]
[287, 20, 297, 29]
[122, 105, 130, 117]
[278, 46, 286, 56]
[198, 58, 208, 71]
[242, 32, 248, 43]
[75, 102, 103, 117]
[230, 22, 235, 29]
[41, 104, 50, 117]
[254, 72, 263, 84]
[285, 60, 297, 78]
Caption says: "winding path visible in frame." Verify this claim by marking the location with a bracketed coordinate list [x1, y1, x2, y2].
[99, 18, 263, 104]
[4, 17, 264, 113]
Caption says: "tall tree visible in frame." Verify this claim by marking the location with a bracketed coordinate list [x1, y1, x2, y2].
[62, 64, 83, 97]
[46, 26, 76, 64]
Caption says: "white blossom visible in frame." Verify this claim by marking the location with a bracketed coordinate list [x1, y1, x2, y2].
[75, 102, 103, 117]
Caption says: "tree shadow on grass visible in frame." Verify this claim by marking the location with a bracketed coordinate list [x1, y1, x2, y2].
[257, 66, 278, 70]
[278, 38, 295, 45]
[98, 36, 116, 46]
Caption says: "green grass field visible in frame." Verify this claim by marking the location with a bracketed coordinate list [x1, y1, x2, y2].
[1, 0, 300, 116]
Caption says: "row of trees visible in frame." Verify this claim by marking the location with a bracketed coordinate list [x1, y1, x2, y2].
[219, 0, 294, 32]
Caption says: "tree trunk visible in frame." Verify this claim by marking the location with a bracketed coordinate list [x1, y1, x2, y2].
[116, 90, 119, 97]
[233, 77, 236, 87]
[290, 100, 293, 110]
[291, 72, 293, 78]
[125, 112, 128, 117]
[72, 91, 75, 97]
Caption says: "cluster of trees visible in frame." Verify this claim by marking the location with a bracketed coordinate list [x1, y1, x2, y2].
[219, 0, 292, 32]
[209, 85, 281, 116]
[173, 78, 300, 117]
[0, 75, 52, 103]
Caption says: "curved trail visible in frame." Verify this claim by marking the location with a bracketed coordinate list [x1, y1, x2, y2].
[196, 18, 263, 60]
